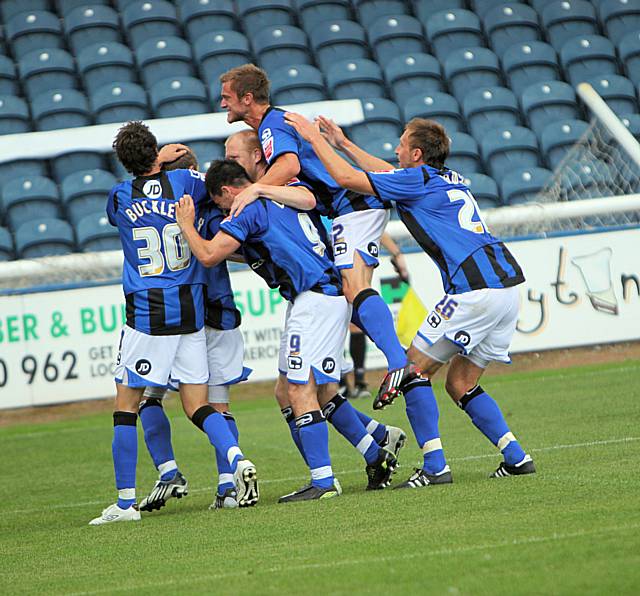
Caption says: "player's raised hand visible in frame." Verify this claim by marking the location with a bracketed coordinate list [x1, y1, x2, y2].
[229, 183, 260, 218]
[284, 112, 321, 142]
[176, 194, 195, 228]
[158, 143, 188, 165]
[316, 115, 346, 149]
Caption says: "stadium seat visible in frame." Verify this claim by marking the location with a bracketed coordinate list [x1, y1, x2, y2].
[31, 89, 92, 131]
[0, 95, 31, 135]
[349, 97, 402, 147]
[0, 56, 19, 96]
[530, 0, 559, 10]
[62, 169, 117, 224]
[237, 0, 295, 38]
[483, 3, 541, 58]
[361, 135, 399, 164]
[462, 172, 501, 209]
[6, 11, 63, 60]
[150, 76, 209, 118]
[402, 92, 463, 133]
[0, 160, 48, 192]
[618, 30, 640, 86]
[78, 42, 137, 95]
[521, 81, 580, 136]
[56, 0, 113, 15]
[51, 151, 106, 184]
[425, 9, 484, 60]
[183, 139, 225, 170]
[560, 35, 619, 86]
[413, 0, 465, 25]
[19, 49, 77, 101]
[559, 160, 618, 199]
[471, 0, 517, 18]
[463, 86, 521, 139]
[501, 166, 553, 204]
[444, 47, 502, 103]
[64, 5, 122, 54]
[621, 113, 640, 139]
[0, 227, 14, 261]
[179, 0, 237, 43]
[136, 37, 195, 88]
[540, 118, 590, 167]
[1, 1, 50, 23]
[109, 152, 129, 179]
[76, 212, 120, 252]
[502, 41, 561, 96]
[542, 0, 599, 51]
[270, 65, 327, 105]
[326, 58, 385, 100]
[15, 218, 75, 258]
[481, 126, 541, 181]
[446, 131, 482, 176]
[310, 20, 369, 73]
[122, 1, 180, 49]
[1, 176, 61, 230]
[599, 0, 640, 46]
[384, 53, 443, 104]
[295, 0, 352, 33]
[253, 25, 312, 72]
[368, 15, 425, 68]
[585, 74, 638, 115]
[355, 0, 408, 29]
[91, 82, 150, 124]
[194, 31, 252, 88]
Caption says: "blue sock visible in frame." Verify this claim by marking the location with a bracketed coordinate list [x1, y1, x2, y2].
[296, 410, 334, 489]
[112, 411, 137, 509]
[323, 395, 379, 465]
[461, 386, 526, 466]
[354, 289, 408, 370]
[192, 405, 242, 473]
[216, 412, 239, 492]
[403, 377, 447, 475]
[354, 410, 387, 444]
[139, 398, 177, 481]
[282, 406, 307, 464]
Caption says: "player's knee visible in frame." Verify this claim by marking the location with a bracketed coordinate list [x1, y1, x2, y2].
[445, 376, 472, 402]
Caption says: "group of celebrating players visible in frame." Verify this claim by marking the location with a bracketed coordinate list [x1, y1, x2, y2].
[90, 64, 535, 526]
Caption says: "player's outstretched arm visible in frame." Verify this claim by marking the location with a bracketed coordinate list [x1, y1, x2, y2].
[229, 182, 316, 217]
[284, 112, 375, 196]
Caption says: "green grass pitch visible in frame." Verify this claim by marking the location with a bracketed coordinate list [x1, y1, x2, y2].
[1, 360, 640, 595]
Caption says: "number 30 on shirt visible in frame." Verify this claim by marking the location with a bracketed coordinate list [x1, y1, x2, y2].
[133, 223, 191, 276]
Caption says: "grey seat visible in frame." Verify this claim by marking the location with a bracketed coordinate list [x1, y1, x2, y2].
[446, 132, 482, 176]
[444, 47, 502, 103]
[136, 36, 195, 88]
[402, 92, 463, 133]
[0, 95, 31, 135]
[78, 42, 137, 95]
[6, 11, 63, 60]
[368, 15, 425, 68]
[480, 126, 541, 181]
[64, 5, 122, 54]
[76, 212, 120, 252]
[463, 86, 520, 139]
[91, 82, 150, 124]
[326, 58, 385, 100]
[501, 166, 553, 204]
[253, 25, 312, 72]
[15, 218, 75, 258]
[62, 169, 117, 224]
[31, 89, 92, 131]
[310, 20, 369, 73]
[122, 0, 180, 49]
[384, 53, 443, 104]
[149, 76, 209, 118]
[1, 176, 61, 230]
[179, 0, 237, 42]
[19, 49, 77, 101]
[502, 41, 560, 96]
[194, 30, 253, 88]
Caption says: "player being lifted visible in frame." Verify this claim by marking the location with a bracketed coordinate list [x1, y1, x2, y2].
[89, 123, 258, 526]
[285, 113, 535, 486]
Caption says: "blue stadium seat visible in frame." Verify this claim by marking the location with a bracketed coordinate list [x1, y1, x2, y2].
[123, 1, 180, 49]
[521, 80, 580, 136]
[150, 76, 209, 117]
[78, 43, 137, 96]
[51, 151, 106, 183]
[540, 119, 590, 166]
[194, 31, 252, 88]
[349, 97, 402, 147]
[0, 227, 14, 261]
[530, 0, 558, 11]
[253, 25, 312, 72]
[444, 47, 502, 103]
[295, 0, 351, 32]
[402, 92, 463, 132]
[360, 135, 399, 164]
[326, 58, 385, 100]
[425, 9, 484, 60]
[15, 218, 75, 258]
[542, 0, 599, 51]
[6, 11, 63, 60]
[501, 166, 553, 204]
[621, 113, 640, 139]
[179, 0, 237, 43]
[310, 20, 369, 73]
[56, 0, 112, 15]
[481, 126, 541, 181]
[599, 0, 640, 45]
[586, 74, 638, 115]
[270, 65, 327, 105]
[2, 1, 50, 23]
[355, 0, 408, 29]
[483, 3, 541, 58]
[0, 95, 31, 134]
[76, 212, 120, 252]
[137, 37, 195, 88]
[385, 53, 443, 104]
[62, 169, 117, 224]
[471, 0, 517, 18]
[413, 0, 465, 25]
[91, 82, 150, 124]
[109, 152, 129, 180]
[31, 89, 92, 131]
[502, 41, 560, 96]
[19, 49, 77, 101]
[368, 15, 425, 68]
[463, 86, 521, 139]
[463, 172, 501, 209]
[183, 139, 224, 170]
[0, 56, 19, 96]
[618, 30, 640, 86]
[560, 35, 619, 86]
[237, 0, 295, 38]
[559, 160, 618, 199]
[1, 176, 61, 230]
[114, 0, 144, 9]
[446, 132, 482, 175]
[64, 5, 122, 54]
[0, 161, 48, 192]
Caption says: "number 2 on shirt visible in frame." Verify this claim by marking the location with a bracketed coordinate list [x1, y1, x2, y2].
[447, 189, 488, 234]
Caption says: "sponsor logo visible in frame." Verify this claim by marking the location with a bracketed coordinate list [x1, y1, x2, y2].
[322, 358, 336, 374]
[427, 311, 442, 328]
[142, 180, 162, 199]
[261, 128, 272, 141]
[262, 136, 274, 161]
[288, 355, 303, 370]
[135, 359, 152, 375]
[454, 330, 471, 346]
[250, 259, 265, 270]
[334, 242, 347, 256]
[367, 242, 379, 257]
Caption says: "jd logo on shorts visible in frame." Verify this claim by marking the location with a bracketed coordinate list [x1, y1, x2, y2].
[454, 331, 471, 346]
[142, 180, 162, 199]
[428, 311, 442, 328]
[334, 242, 347, 255]
[135, 359, 152, 375]
[322, 358, 336, 374]
[288, 355, 303, 370]
[367, 242, 379, 257]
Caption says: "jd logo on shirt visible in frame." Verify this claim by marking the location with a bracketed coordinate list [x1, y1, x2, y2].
[322, 358, 336, 374]
[142, 180, 162, 199]
[135, 359, 152, 375]
[454, 331, 471, 346]
[367, 242, 379, 257]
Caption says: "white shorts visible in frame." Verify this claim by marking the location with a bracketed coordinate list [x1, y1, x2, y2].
[277, 291, 350, 385]
[412, 286, 520, 368]
[331, 209, 390, 270]
[115, 325, 209, 388]
[205, 326, 251, 386]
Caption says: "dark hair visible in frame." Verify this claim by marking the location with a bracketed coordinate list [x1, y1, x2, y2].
[406, 118, 450, 170]
[205, 159, 251, 198]
[220, 63, 270, 104]
[163, 147, 199, 171]
[112, 121, 158, 176]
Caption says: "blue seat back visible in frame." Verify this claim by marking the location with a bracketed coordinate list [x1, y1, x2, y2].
[137, 37, 195, 87]
[369, 15, 425, 68]
[426, 9, 484, 60]
[253, 25, 311, 72]
[326, 58, 385, 100]
[601, 0, 640, 45]
[463, 86, 520, 138]
[484, 3, 541, 58]
[560, 35, 619, 86]
[51, 151, 106, 183]
[91, 82, 150, 124]
[446, 132, 482, 175]
[0, 227, 14, 261]
[542, 0, 598, 50]
[16, 218, 75, 258]
[540, 119, 590, 166]
[384, 52, 443, 103]
[350, 98, 402, 145]
[296, 0, 352, 32]
[586, 74, 638, 115]
[521, 80, 580, 135]
[19, 49, 77, 100]
[123, 0, 180, 48]
[402, 92, 463, 132]
[2, 1, 50, 22]
[481, 126, 541, 181]
[310, 20, 369, 72]
[462, 171, 501, 209]
[78, 42, 137, 94]
[2, 176, 60, 229]
[194, 31, 253, 87]
[501, 166, 553, 204]
[619, 30, 640, 86]
[76, 212, 120, 252]
[6, 11, 63, 59]
[0, 95, 31, 135]
[444, 47, 502, 102]
[356, 0, 408, 29]
[502, 41, 560, 96]
[271, 65, 327, 105]
[64, 5, 122, 54]
[150, 76, 209, 117]
[31, 89, 92, 131]
[237, 0, 295, 37]
[179, 0, 236, 42]
[0, 56, 19, 96]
